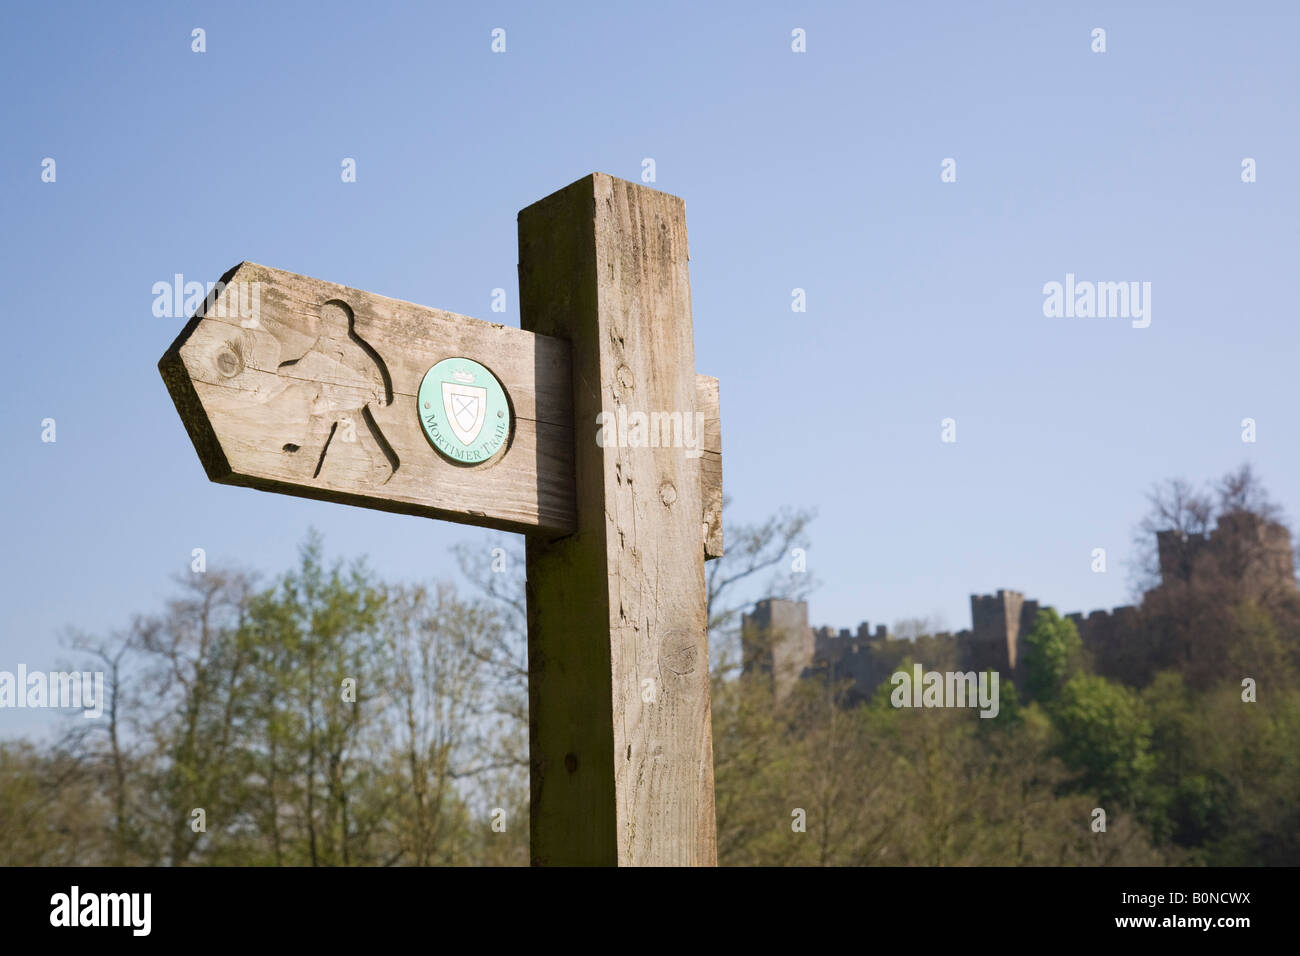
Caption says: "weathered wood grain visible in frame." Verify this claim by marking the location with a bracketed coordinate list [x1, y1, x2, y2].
[519, 173, 717, 865]
[159, 262, 723, 552]
[697, 375, 723, 560]
[159, 262, 574, 534]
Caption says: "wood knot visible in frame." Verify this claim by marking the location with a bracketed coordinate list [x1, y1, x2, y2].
[564, 752, 578, 773]
[215, 343, 243, 378]
[659, 481, 677, 507]
[658, 628, 698, 676]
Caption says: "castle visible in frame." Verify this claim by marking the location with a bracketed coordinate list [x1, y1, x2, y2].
[741, 514, 1296, 702]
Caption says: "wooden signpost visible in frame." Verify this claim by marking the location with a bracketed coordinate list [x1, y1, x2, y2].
[159, 173, 722, 866]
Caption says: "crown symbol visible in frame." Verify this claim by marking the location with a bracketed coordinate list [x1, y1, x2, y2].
[452, 369, 475, 383]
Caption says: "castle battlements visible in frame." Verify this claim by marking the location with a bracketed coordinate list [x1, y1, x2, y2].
[741, 518, 1296, 701]
[1064, 605, 1139, 628]
[812, 623, 887, 662]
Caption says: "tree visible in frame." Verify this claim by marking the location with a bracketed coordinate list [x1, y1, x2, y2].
[240, 533, 388, 865]
[129, 568, 254, 865]
[1020, 608, 1084, 704]
[1050, 674, 1154, 807]
[706, 498, 816, 632]
[376, 582, 523, 865]
[1127, 464, 1298, 688]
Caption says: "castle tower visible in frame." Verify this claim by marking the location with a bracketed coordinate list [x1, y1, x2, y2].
[741, 598, 813, 699]
[1155, 514, 1296, 600]
[967, 590, 1037, 676]
[1207, 511, 1296, 598]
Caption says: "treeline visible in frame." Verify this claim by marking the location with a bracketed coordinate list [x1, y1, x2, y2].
[2, 470, 1297, 865]
[1, 535, 529, 866]
[714, 465, 1300, 865]
[715, 608, 1300, 865]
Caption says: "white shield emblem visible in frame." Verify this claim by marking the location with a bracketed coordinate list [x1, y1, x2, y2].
[442, 381, 487, 445]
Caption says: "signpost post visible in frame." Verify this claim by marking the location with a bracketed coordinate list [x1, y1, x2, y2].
[159, 173, 722, 865]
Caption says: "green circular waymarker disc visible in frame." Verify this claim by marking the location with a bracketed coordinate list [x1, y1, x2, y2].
[417, 358, 512, 466]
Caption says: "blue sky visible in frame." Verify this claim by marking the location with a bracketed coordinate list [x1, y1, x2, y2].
[2, 1, 1297, 737]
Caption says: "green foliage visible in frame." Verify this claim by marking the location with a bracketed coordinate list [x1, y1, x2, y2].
[4, 478, 1299, 867]
[1020, 608, 1083, 704]
[713, 672, 1167, 865]
[1049, 674, 1154, 807]
[1, 531, 525, 866]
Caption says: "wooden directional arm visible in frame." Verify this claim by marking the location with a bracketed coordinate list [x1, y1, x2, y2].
[158, 262, 722, 556]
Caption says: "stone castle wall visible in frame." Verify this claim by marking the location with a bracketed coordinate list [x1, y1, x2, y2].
[740, 519, 1296, 701]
